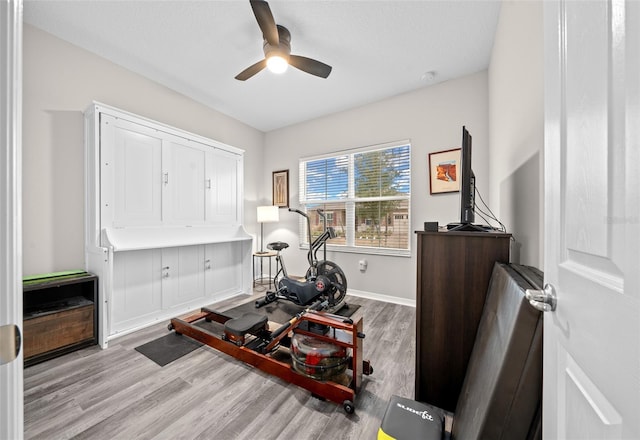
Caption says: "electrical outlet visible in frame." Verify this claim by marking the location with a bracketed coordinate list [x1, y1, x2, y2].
[358, 260, 368, 272]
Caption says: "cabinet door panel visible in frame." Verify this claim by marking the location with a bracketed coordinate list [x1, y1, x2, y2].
[206, 151, 238, 223]
[101, 116, 163, 227]
[162, 246, 205, 308]
[205, 242, 242, 297]
[164, 141, 206, 224]
[112, 249, 162, 333]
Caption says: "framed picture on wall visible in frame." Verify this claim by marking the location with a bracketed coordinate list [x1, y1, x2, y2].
[428, 148, 461, 194]
[272, 169, 289, 208]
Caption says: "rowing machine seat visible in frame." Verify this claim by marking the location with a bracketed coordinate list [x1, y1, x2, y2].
[224, 312, 268, 346]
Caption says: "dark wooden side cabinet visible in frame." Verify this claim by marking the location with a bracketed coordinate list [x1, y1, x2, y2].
[415, 230, 511, 412]
[23, 271, 98, 366]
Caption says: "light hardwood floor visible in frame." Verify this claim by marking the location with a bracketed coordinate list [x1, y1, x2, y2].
[24, 291, 416, 440]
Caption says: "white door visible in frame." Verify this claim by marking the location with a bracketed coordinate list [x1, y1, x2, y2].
[161, 246, 205, 308]
[205, 242, 243, 298]
[111, 249, 163, 335]
[205, 150, 239, 224]
[101, 115, 163, 228]
[163, 140, 206, 224]
[0, 1, 23, 438]
[543, 1, 640, 438]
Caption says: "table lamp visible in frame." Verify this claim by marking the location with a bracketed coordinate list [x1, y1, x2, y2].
[256, 205, 279, 254]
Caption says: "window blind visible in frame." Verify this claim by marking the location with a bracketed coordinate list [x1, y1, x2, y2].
[299, 142, 411, 255]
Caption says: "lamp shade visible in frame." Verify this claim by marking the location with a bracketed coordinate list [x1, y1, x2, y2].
[257, 205, 279, 223]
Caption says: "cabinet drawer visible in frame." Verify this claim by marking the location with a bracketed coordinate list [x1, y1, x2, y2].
[23, 304, 94, 359]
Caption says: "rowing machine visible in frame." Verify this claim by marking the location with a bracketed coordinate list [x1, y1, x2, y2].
[168, 301, 373, 414]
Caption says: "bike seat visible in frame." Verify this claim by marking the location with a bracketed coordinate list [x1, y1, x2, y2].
[267, 241, 289, 251]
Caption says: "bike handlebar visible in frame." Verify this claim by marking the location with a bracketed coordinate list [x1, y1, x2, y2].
[288, 207, 328, 266]
[289, 208, 312, 257]
[288, 208, 308, 218]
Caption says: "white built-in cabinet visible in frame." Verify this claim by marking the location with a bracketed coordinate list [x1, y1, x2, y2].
[85, 102, 252, 347]
[102, 114, 239, 227]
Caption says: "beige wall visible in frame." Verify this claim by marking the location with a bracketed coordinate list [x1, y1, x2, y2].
[488, 0, 544, 268]
[24, 4, 542, 302]
[22, 24, 264, 276]
[263, 72, 490, 302]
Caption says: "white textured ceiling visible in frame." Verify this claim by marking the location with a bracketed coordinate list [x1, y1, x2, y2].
[24, 0, 501, 132]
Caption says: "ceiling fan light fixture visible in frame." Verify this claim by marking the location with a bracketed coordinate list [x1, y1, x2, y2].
[235, 1, 331, 81]
[267, 54, 288, 73]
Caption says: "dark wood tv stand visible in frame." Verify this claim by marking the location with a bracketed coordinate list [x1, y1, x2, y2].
[23, 271, 98, 366]
[415, 230, 511, 412]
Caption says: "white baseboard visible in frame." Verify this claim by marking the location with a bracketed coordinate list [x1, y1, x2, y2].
[347, 289, 416, 308]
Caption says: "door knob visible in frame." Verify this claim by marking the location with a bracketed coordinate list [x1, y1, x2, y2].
[525, 284, 557, 312]
[0, 324, 21, 365]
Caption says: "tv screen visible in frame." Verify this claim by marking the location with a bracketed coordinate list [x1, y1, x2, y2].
[460, 126, 475, 224]
[448, 126, 487, 232]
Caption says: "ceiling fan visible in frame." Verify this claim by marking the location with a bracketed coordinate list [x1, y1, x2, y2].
[235, 0, 332, 81]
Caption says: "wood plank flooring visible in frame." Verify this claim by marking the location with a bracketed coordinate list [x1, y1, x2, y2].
[24, 292, 416, 440]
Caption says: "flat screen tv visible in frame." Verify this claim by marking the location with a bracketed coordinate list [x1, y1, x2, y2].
[448, 126, 487, 232]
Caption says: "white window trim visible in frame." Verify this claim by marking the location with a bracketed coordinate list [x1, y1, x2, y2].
[298, 140, 411, 257]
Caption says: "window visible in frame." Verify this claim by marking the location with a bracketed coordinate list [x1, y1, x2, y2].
[299, 141, 411, 256]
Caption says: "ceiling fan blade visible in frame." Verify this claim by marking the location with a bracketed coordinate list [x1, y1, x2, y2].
[289, 55, 332, 78]
[235, 59, 267, 81]
[250, 0, 279, 47]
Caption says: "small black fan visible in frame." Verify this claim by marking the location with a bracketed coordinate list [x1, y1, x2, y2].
[235, 0, 332, 81]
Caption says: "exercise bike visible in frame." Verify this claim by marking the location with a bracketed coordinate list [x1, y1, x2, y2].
[255, 208, 347, 312]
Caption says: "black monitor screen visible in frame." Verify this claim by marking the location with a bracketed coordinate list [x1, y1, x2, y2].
[460, 126, 475, 224]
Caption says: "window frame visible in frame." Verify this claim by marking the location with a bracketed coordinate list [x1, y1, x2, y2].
[298, 140, 411, 257]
